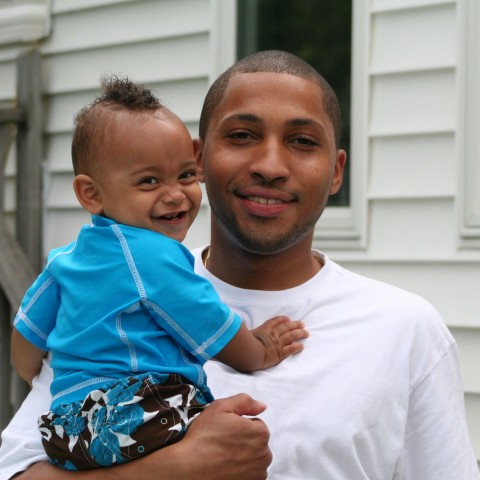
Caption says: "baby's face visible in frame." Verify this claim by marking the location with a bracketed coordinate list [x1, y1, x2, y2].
[95, 113, 201, 242]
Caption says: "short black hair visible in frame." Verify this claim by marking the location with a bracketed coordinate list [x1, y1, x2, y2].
[199, 50, 342, 147]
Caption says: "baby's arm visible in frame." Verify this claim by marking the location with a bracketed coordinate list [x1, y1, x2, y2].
[215, 316, 308, 371]
[11, 328, 47, 386]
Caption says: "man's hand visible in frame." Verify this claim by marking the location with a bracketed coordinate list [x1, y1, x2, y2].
[15, 394, 272, 480]
[180, 393, 272, 479]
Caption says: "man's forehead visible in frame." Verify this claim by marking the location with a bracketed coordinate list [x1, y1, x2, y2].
[229, 70, 318, 87]
[219, 72, 325, 115]
[222, 71, 322, 103]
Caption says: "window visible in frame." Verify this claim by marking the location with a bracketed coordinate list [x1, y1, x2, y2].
[237, 0, 352, 207]
[458, 0, 480, 248]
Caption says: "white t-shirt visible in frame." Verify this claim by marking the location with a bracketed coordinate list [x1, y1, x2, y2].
[0, 251, 478, 479]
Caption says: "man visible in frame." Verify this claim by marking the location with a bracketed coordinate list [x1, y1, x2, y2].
[1, 50, 478, 479]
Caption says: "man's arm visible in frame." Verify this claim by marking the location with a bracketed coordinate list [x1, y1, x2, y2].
[14, 394, 272, 480]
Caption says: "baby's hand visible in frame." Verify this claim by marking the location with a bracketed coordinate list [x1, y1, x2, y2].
[251, 316, 308, 369]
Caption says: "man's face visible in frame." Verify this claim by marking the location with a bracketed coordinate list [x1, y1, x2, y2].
[197, 72, 346, 255]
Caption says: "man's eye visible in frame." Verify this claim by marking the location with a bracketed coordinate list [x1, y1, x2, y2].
[291, 136, 319, 146]
[227, 130, 254, 140]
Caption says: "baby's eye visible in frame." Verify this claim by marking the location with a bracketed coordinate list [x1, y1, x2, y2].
[140, 177, 158, 185]
[179, 170, 198, 182]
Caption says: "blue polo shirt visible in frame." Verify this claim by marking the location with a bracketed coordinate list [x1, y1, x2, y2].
[14, 215, 242, 408]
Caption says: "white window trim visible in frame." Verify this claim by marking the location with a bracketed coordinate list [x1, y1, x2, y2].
[209, 0, 237, 85]
[0, 0, 51, 46]
[210, 0, 368, 250]
[315, 0, 369, 250]
[457, 0, 480, 248]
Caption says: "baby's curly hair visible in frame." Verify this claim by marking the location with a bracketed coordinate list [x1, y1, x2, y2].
[72, 75, 165, 175]
[92, 75, 161, 111]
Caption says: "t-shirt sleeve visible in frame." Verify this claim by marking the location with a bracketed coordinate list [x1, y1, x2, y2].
[128, 233, 243, 362]
[403, 343, 480, 478]
[14, 268, 60, 350]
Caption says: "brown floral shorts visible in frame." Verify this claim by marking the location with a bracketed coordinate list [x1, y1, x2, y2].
[38, 372, 209, 470]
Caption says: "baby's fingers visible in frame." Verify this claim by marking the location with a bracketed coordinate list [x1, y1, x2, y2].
[279, 320, 309, 341]
[281, 341, 305, 356]
[277, 321, 309, 357]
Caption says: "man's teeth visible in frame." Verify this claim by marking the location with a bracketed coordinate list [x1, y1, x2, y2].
[247, 196, 283, 205]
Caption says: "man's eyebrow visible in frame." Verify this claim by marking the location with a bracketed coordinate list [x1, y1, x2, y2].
[223, 114, 327, 133]
[224, 113, 261, 123]
[286, 118, 326, 132]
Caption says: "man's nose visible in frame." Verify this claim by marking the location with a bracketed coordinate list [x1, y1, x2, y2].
[248, 137, 290, 183]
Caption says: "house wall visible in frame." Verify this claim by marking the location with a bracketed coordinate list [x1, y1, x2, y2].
[322, 0, 480, 462]
[0, 0, 478, 464]
[1, 0, 216, 252]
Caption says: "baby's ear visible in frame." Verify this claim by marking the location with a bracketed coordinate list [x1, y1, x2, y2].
[73, 174, 103, 214]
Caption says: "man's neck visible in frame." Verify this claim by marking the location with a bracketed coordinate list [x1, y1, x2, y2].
[205, 235, 322, 291]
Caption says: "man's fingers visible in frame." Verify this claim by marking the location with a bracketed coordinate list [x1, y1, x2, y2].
[212, 393, 268, 417]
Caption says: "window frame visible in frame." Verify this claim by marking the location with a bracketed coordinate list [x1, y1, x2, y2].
[457, 0, 480, 248]
[210, 0, 368, 249]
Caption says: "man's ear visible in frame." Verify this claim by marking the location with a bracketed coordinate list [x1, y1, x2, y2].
[329, 149, 347, 195]
[193, 138, 205, 183]
[73, 174, 103, 214]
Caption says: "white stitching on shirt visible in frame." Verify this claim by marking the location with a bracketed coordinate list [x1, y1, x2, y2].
[142, 299, 236, 362]
[116, 303, 140, 372]
[14, 276, 54, 342]
[19, 276, 54, 315]
[111, 224, 146, 299]
[111, 225, 145, 372]
[52, 376, 118, 402]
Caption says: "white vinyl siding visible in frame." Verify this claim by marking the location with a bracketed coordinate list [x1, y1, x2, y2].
[40, 0, 213, 251]
[325, 0, 480, 462]
[0, 0, 478, 465]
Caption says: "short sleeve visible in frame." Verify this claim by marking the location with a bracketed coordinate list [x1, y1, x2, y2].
[14, 268, 60, 350]
[125, 230, 242, 362]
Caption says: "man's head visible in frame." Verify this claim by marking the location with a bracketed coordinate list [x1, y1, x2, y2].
[199, 50, 342, 148]
[195, 50, 346, 260]
[72, 76, 201, 242]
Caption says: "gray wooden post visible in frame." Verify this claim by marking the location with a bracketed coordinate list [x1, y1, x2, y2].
[0, 290, 12, 429]
[16, 49, 43, 273]
[0, 126, 13, 429]
[0, 48, 43, 430]
[12, 49, 44, 409]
